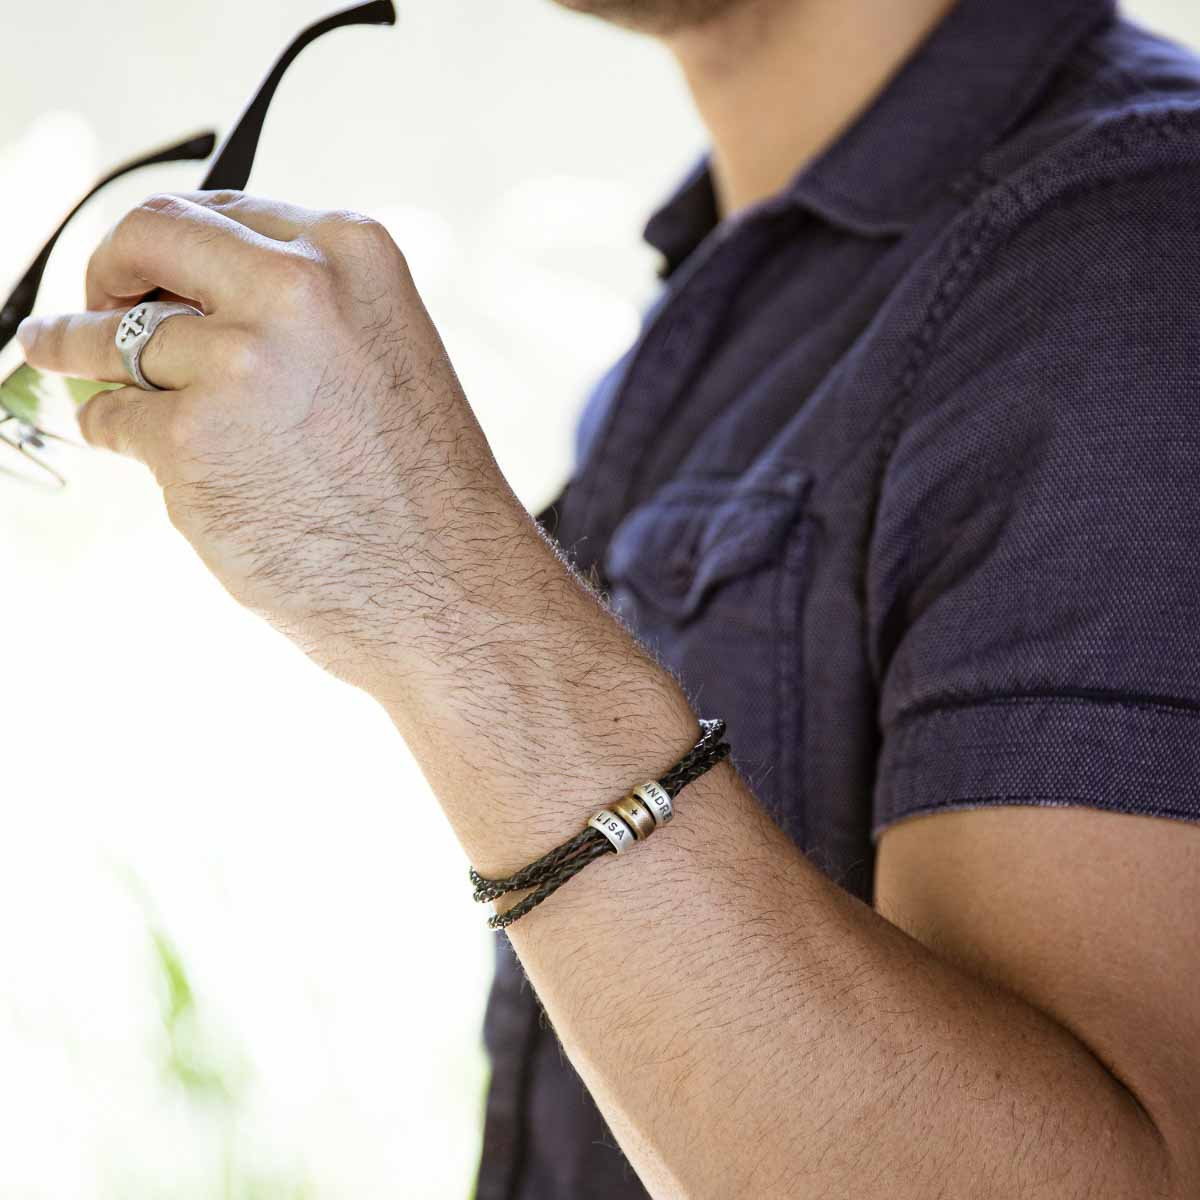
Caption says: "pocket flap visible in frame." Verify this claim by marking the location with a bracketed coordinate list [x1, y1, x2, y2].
[604, 467, 810, 622]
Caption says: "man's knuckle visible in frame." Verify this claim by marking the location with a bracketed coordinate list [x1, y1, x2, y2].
[111, 195, 186, 253]
[198, 189, 243, 209]
[271, 252, 329, 309]
[322, 211, 396, 254]
[221, 329, 263, 383]
[112, 202, 160, 252]
[163, 402, 200, 451]
[315, 207, 362, 234]
[349, 214, 391, 246]
[138, 192, 186, 218]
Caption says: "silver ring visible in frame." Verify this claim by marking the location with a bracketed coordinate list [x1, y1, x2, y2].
[115, 300, 203, 391]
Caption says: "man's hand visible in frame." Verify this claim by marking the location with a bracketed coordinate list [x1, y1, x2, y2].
[18, 189, 511, 678]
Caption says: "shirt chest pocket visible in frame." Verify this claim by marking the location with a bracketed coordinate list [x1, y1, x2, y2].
[602, 467, 813, 845]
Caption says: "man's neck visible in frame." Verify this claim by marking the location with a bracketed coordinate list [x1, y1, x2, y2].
[666, 0, 958, 218]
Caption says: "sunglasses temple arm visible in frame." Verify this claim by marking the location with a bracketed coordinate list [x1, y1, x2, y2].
[0, 0, 397, 339]
[199, 0, 397, 192]
[0, 130, 217, 348]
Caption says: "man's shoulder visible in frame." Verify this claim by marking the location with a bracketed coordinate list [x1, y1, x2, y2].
[859, 19, 1200, 495]
[972, 16, 1200, 243]
[875, 16, 1200, 403]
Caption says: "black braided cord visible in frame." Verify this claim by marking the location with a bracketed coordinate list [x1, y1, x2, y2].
[470, 718, 730, 930]
[658, 717, 729, 798]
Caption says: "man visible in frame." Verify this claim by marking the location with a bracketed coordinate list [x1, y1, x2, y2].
[17, 0, 1200, 1194]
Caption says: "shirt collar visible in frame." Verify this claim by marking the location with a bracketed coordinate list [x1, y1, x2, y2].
[644, 0, 1117, 271]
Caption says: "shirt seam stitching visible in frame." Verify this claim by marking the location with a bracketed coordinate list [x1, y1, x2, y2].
[877, 103, 1200, 474]
[871, 794, 1200, 836]
[862, 101, 1200, 687]
[889, 687, 1200, 733]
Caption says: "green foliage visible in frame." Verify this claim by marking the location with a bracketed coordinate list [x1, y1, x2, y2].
[149, 929, 234, 1104]
[0, 364, 119, 425]
[106, 874, 320, 1198]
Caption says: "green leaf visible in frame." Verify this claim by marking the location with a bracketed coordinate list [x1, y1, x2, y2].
[63, 373, 120, 408]
[0, 363, 119, 426]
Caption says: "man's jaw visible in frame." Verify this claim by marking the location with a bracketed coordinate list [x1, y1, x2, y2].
[546, 0, 750, 38]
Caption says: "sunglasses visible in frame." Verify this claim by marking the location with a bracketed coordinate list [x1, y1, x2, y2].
[0, 0, 397, 488]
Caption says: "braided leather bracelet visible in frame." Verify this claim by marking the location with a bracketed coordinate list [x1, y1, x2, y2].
[469, 718, 730, 930]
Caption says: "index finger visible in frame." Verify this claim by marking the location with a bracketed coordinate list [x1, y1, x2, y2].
[18, 305, 209, 391]
[84, 192, 283, 314]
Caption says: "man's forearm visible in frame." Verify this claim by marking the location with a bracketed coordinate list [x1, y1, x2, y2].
[363, 498, 1173, 1199]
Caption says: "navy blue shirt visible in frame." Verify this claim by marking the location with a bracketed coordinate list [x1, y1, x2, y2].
[474, 2, 1200, 1195]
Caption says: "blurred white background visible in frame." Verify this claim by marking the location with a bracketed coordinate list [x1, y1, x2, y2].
[0, 1, 1197, 1196]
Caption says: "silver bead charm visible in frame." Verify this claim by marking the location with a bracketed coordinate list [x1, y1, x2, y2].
[632, 780, 673, 826]
[588, 809, 636, 853]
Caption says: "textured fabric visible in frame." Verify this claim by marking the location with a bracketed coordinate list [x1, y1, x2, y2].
[473, 2, 1200, 1195]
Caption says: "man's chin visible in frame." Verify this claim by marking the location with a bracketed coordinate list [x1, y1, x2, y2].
[548, 0, 743, 36]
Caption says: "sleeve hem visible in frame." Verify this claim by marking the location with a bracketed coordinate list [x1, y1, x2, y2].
[872, 694, 1200, 840]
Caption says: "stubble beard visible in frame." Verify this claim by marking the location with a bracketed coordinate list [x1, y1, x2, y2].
[548, 0, 750, 36]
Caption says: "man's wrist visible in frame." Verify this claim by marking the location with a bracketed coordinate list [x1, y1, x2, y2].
[338, 489, 703, 878]
[344, 485, 565, 689]
[279, 469, 538, 691]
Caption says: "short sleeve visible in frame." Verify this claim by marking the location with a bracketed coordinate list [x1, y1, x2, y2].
[868, 161, 1200, 837]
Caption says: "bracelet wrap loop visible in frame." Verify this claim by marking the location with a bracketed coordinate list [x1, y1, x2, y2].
[469, 717, 729, 930]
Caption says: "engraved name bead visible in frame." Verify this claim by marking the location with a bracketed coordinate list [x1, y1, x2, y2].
[632, 780, 673, 826]
[589, 809, 636, 853]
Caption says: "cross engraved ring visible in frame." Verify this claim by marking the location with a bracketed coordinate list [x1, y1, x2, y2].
[114, 300, 203, 391]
